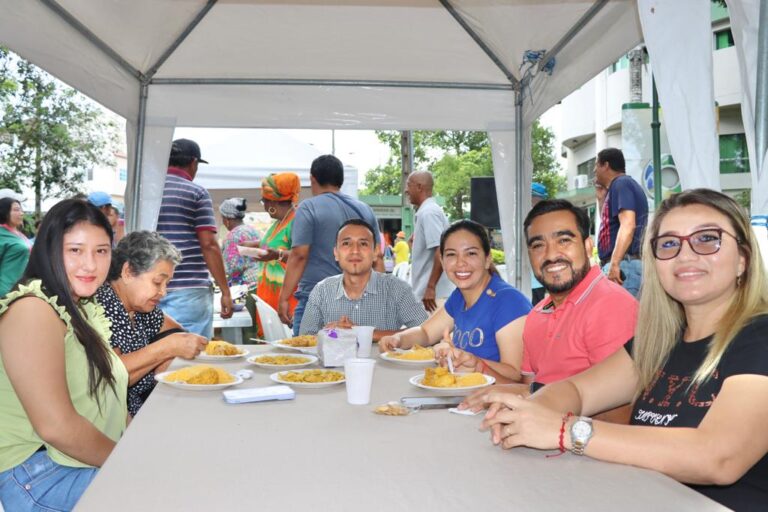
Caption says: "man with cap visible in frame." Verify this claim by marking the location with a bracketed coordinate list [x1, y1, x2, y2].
[156, 138, 233, 338]
[87, 191, 113, 218]
[392, 230, 410, 266]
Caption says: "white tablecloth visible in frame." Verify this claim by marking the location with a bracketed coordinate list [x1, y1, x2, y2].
[75, 347, 726, 512]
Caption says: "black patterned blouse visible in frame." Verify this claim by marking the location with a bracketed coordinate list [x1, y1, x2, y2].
[96, 283, 164, 416]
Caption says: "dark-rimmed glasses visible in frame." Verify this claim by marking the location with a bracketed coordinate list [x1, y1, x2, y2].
[651, 228, 740, 260]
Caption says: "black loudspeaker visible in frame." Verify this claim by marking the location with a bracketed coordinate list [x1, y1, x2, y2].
[470, 177, 500, 229]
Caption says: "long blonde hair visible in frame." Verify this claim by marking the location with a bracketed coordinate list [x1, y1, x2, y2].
[634, 189, 768, 392]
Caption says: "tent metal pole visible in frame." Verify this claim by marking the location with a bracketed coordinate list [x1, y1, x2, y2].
[514, 91, 524, 291]
[127, 82, 149, 232]
[38, 0, 143, 81]
[538, 0, 609, 72]
[755, 0, 768, 208]
[150, 77, 513, 91]
[145, 0, 218, 80]
[438, 0, 520, 89]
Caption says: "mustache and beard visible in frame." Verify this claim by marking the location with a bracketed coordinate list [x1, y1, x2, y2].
[534, 257, 591, 294]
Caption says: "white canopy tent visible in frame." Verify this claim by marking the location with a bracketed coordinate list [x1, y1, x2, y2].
[1, 0, 763, 290]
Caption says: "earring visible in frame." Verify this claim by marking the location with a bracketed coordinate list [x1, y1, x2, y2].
[736, 273, 743, 287]
[267, 206, 277, 216]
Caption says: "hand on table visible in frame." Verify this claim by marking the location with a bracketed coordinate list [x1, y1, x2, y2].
[378, 334, 401, 353]
[168, 332, 208, 359]
[459, 383, 530, 413]
[324, 315, 355, 330]
[479, 391, 564, 450]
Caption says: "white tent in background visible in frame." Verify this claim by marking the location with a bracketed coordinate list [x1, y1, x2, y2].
[174, 128, 359, 197]
[1, 0, 763, 290]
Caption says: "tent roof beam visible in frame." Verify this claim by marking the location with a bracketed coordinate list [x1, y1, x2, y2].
[538, 0, 609, 72]
[438, 0, 520, 91]
[149, 77, 514, 91]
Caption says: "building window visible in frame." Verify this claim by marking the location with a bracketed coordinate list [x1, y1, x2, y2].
[86, 168, 93, 180]
[714, 29, 734, 50]
[719, 134, 749, 174]
[119, 168, 127, 181]
[609, 55, 629, 74]
[577, 157, 596, 183]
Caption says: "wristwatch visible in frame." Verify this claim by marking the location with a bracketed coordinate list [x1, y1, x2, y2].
[569, 416, 593, 455]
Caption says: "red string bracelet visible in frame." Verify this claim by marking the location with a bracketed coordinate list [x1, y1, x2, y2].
[476, 359, 488, 374]
[546, 412, 574, 458]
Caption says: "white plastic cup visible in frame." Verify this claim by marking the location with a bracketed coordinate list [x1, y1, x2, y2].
[344, 358, 376, 405]
[353, 325, 375, 357]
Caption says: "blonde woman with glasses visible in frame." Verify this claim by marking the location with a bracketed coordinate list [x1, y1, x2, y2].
[480, 189, 768, 511]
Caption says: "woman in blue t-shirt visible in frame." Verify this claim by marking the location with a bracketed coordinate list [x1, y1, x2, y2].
[379, 220, 531, 382]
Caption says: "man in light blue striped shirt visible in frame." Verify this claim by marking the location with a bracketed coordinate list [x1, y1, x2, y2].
[157, 139, 232, 338]
[299, 219, 427, 340]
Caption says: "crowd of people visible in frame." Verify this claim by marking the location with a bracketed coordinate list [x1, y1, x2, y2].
[0, 139, 766, 512]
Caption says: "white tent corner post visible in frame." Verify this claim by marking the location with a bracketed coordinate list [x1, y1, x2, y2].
[638, 0, 720, 192]
[489, 129, 533, 299]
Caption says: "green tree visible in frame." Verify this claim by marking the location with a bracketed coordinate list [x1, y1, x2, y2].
[0, 48, 118, 216]
[531, 120, 566, 198]
[362, 162, 402, 195]
[432, 146, 493, 220]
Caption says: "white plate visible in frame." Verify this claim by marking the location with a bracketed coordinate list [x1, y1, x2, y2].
[269, 370, 345, 389]
[196, 349, 249, 361]
[247, 352, 318, 369]
[408, 373, 495, 395]
[155, 370, 243, 391]
[268, 340, 318, 354]
[379, 350, 436, 367]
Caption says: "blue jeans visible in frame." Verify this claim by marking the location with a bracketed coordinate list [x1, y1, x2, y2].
[159, 287, 214, 338]
[602, 258, 643, 298]
[292, 291, 311, 336]
[0, 450, 97, 512]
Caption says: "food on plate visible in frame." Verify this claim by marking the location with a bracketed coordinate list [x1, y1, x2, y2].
[278, 335, 317, 347]
[252, 355, 311, 365]
[422, 367, 486, 388]
[205, 340, 242, 356]
[277, 369, 344, 383]
[373, 403, 410, 416]
[164, 365, 235, 385]
[387, 345, 435, 361]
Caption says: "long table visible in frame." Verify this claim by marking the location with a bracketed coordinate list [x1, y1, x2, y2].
[75, 346, 727, 511]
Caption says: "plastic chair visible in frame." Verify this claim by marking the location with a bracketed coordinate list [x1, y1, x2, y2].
[252, 294, 292, 341]
[392, 262, 411, 283]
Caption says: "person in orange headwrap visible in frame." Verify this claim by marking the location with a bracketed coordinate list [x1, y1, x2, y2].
[250, 173, 301, 335]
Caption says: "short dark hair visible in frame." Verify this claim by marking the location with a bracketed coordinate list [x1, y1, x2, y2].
[22, 199, 117, 398]
[597, 148, 626, 172]
[439, 219, 491, 257]
[310, 154, 344, 187]
[0, 197, 19, 224]
[523, 199, 591, 241]
[336, 218, 377, 246]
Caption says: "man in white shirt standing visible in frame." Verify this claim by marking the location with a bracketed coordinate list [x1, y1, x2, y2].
[405, 171, 454, 312]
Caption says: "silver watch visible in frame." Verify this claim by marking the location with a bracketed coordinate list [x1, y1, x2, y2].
[569, 416, 593, 455]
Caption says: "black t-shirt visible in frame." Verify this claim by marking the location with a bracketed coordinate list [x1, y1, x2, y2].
[626, 315, 768, 511]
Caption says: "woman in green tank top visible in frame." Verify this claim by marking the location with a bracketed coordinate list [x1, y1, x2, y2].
[0, 199, 128, 512]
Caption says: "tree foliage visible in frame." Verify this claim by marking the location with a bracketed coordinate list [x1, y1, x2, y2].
[0, 47, 118, 215]
[364, 122, 565, 220]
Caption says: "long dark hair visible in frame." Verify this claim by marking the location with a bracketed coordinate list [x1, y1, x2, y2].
[21, 199, 116, 398]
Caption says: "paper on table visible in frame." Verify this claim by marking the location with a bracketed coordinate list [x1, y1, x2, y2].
[222, 385, 295, 404]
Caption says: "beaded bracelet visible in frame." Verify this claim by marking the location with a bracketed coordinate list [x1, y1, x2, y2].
[546, 411, 574, 458]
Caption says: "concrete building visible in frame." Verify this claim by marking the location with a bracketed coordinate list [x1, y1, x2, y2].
[543, 2, 748, 222]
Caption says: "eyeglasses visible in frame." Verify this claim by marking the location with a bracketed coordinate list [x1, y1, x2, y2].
[650, 228, 740, 260]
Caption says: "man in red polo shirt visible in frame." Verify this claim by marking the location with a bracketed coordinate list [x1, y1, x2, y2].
[462, 199, 637, 415]
[521, 199, 637, 394]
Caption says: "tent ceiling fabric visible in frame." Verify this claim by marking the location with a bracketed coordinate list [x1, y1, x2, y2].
[0, 0, 643, 129]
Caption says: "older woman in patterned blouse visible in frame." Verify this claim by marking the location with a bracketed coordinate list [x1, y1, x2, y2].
[96, 231, 208, 416]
